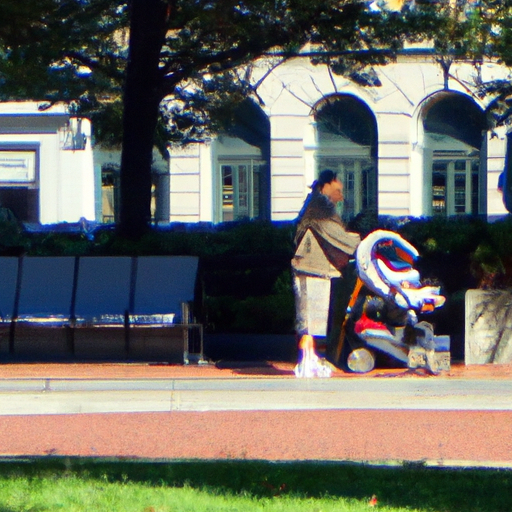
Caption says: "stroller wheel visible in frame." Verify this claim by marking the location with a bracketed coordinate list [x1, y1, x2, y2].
[347, 347, 375, 373]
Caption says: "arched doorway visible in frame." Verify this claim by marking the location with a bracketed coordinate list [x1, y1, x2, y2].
[421, 92, 488, 216]
[314, 94, 378, 221]
[215, 99, 271, 222]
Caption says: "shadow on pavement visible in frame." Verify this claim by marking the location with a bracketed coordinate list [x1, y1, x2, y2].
[214, 360, 295, 376]
[204, 333, 297, 363]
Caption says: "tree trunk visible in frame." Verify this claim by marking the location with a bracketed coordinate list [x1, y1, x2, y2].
[118, 0, 168, 239]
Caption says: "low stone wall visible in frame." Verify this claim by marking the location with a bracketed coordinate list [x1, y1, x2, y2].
[465, 289, 512, 364]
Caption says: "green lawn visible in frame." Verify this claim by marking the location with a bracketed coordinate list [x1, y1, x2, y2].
[0, 458, 510, 512]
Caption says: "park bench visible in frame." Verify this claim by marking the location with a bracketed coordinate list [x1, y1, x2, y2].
[0, 255, 205, 363]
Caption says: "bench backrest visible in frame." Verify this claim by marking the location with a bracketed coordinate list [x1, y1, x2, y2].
[73, 256, 133, 323]
[0, 257, 19, 321]
[134, 256, 199, 321]
[0, 255, 200, 324]
[17, 257, 76, 321]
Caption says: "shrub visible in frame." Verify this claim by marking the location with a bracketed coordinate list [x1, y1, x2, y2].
[1, 215, 511, 340]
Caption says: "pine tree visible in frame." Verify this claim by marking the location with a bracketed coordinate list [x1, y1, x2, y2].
[0, 0, 445, 237]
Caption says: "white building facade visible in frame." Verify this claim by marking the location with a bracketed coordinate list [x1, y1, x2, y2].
[168, 53, 510, 224]
[2, 55, 510, 227]
[0, 102, 95, 224]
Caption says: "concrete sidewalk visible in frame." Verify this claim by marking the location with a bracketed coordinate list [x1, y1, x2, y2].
[0, 361, 511, 416]
[0, 376, 511, 415]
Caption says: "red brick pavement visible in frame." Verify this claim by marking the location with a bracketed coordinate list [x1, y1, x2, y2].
[1, 409, 511, 465]
[0, 361, 510, 380]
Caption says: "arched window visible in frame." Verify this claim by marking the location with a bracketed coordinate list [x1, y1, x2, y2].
[314, 95, 378, 221]
[215, 99, 270, 222]
[422, 92, 487, 216]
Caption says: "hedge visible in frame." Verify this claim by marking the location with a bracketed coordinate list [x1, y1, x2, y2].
[1, 212, 512, 358]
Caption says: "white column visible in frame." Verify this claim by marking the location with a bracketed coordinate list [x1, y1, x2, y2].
[199, 142, 213, 222]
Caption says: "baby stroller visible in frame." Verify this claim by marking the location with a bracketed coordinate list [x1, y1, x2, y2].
[334, 230, 450, 374]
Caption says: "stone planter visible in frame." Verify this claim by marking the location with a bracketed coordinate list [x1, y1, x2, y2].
[465, 289, 512, 364]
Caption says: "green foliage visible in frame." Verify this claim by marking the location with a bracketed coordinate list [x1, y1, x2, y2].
[78, 220, 295, 258]
[0, 219, 296, 334]
[205, 221, 295, 258]
[1, 216, 511, 338]
[0, 0, 451, 237]
[0, 208, 27, 254]
[26, 233, 92, 257]
[206, 270, 295, 334]
[0, 0, 448, 149]
[0, 0, 128, 114]
[390, 215, 512, 358]
[347, 208, 380, 238]
[394, 215, 512, 290]
[0, 219, 294, 259]
[397, 215, 488, 257]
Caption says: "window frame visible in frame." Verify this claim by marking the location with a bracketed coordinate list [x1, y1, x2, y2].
[218, 159, 263, 222]
[0, 143, 40, 222]
[430, 150, 480, 216]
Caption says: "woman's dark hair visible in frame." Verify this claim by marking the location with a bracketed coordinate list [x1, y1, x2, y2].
[311, 169, 337, 190]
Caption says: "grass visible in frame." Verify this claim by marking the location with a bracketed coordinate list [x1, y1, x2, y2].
[0, 458, 511, 512]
